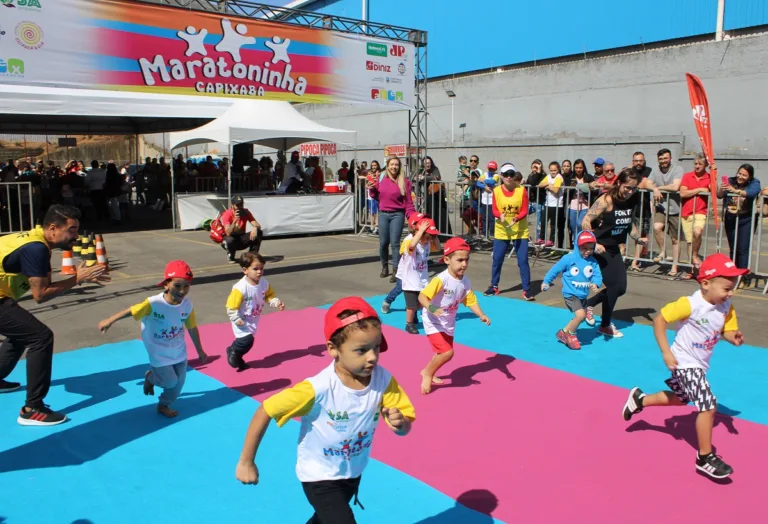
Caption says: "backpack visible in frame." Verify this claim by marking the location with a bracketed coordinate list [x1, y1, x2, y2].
[208, 213, 226, 243]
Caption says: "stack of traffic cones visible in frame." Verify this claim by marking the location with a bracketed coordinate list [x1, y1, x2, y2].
[95, 234, 110, 271]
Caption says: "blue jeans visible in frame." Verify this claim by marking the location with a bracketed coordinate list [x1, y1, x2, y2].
[569, 208, 588, 246]
[491, 239, 530, 293]
[378, 211, 405, 270]
[481, 203, 493, 237]
[384, 278, 403, 304]
[536, 204, 545, 241]
[149, 360, 187, 407]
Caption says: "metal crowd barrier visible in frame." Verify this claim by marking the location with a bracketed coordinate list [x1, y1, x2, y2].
[0, 181, 35, 235]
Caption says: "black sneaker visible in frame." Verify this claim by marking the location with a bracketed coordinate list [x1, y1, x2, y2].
[226, 346, 248, 371]
[380, 265, 389, 278]
[622, 387, 645, 421]
[696, 452, 733, 479]
[0, 379, 21, 393]
[405, 323, 419, 335]
[17, 405, 67, 426]
[227, 253, 236, 263]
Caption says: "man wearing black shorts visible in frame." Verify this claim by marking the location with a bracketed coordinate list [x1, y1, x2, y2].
[0, 204, 108, 426]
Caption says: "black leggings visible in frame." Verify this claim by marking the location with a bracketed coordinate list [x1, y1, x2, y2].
[587, 250, 627, 327]
[302, 477, 362, 524]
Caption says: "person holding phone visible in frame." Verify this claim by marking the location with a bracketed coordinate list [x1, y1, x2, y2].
[220, 195, 264, 263]
[717, 164, 760, 271]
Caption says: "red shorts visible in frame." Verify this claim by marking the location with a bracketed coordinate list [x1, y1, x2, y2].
[428, 332, 454, 354]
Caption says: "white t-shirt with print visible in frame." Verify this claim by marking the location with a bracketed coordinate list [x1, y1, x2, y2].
[130, 292, 196, 367]
[420, 269, 478, 336]
[395, 234, 430, 292]
[544, 174, 564, 207]
[225, 277, 278, 338]
[660, 290, 738, 371]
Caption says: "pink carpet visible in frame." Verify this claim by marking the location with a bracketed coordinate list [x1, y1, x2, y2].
[189, 308, 766, 523]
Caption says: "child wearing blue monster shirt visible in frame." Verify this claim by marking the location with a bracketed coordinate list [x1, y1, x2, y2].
[541, 231, 603, 350]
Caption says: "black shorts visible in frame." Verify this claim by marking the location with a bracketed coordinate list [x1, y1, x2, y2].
[403, 290, 420, 310]
[302, 476, 362, 524]
[665, 368, 717, 412]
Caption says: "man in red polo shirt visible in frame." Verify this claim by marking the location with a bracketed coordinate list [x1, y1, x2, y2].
[679, 153, 711, 268]
[220, 195, 263, 263]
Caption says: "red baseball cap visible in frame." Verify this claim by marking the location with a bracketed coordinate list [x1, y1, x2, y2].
[577, 230, 597, 246]
[324, 297, 388, 352]
[420, 218, 439, 235]
[487, 161, 498, 171]
[158, 260, 193, 286]
[697, 253, 748, 282]
[443, 237, 471, 257]
[408, 212, 428, 228]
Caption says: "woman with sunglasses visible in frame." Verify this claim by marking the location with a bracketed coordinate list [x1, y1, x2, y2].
[581, 167, 660, 338]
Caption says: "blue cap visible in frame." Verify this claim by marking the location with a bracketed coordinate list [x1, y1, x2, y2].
[593, 157, 605, 166]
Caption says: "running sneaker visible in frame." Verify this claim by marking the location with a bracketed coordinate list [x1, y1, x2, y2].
[598, 323, 623, 338]
[544, 240, 554, 248]
[585, 306, 596, 326]
[483, 286, 499, 296]
[226, 346, 248, 371]
[227, 253, 236, 263]
[0, 379, 21, 393]
[405, 323, 419, 335]
[522, 291, 535, 302]
[17, 405, 67, 426]
[622, 387, 646, 421]
[381, 302, 391, 314]
[696, 452, 733, 479]
[556, 330, 582, 350]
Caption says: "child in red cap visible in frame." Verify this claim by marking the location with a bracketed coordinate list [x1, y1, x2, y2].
[396, 217, 440, 334]
[418, 237, 491, 394]
[235, 297, 415, 523]
[381, 212, 428, 315]
[621, 253, 747, 480]
[98, 260, 208, 418]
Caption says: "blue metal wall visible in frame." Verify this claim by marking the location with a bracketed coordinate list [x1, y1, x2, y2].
[298, 0, 766, 77]
[726, 0, 768, 29]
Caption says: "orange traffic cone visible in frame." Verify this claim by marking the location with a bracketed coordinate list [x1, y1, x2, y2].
[95, 235, 109, 271]
[61, 250, 76, 275]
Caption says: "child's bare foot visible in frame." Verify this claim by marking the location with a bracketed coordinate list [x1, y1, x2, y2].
[143, 371, 154, 396]
[420, 369, 443, 384]
[157, 404, 178, 418]
[420, 372, 434, 395]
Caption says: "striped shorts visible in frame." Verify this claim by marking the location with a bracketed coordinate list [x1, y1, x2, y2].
[664, 368, 717, 412]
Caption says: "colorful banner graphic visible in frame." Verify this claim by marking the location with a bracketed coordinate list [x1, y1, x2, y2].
[0, 0, 415, 108]
[299, 142, 337, 157]
[685, 73, 719, 229]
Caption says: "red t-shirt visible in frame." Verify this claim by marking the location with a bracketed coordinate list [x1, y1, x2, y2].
[680, 171, 710, 217]
[220, 207, 255, 234]
[595, 175, 617, 193]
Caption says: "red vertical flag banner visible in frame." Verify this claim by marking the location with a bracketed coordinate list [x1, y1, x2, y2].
[685, 73, 720, 229]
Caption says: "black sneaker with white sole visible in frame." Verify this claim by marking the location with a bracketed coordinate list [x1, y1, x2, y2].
[17, 405, 67, 426]
[0, 379, 21, 393]
[622, 387, 646, 421]
[696, 452, 733, 479]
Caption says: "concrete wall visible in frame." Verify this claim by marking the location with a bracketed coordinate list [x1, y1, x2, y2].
[293, 32, 768, 181]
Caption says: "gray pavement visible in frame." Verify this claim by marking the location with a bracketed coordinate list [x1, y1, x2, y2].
[25, 229, 768, 353]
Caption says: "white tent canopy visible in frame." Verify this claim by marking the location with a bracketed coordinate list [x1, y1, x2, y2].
[0, 84, 233, 134]
[169, 100, 356, 151]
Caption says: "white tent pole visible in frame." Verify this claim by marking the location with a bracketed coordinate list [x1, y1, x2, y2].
[227, 142, 232, 202]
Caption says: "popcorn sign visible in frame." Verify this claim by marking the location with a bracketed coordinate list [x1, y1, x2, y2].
[299, 142, 337, 157]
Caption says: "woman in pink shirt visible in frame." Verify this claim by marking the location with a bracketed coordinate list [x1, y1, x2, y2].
[368, 156, 416, 282]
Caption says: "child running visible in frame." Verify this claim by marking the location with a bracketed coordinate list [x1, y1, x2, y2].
[381, 212, 427, 314]
[419, 237, 491, 394]
[98, 260, 208, 418]
[396, 217, 439, 334]
[621, 253, 747, 479]
[540, 230, 603, 350]
[224, 252, 285, 371]
[235, 296, 415, 524]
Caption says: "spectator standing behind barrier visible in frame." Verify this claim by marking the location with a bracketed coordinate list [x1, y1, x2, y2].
[565, 159, 594, 247]
[368, 155, 415, 282]
[679, 153, 712, 270]
[717, 164, 760, 271]
[649, 149, 684, 278]
[537, 161, 564, 247]
[0, 205, 108, 425]
[220, 196, 264, 263]
[629, 152, 653, 271]
[525, 160, 547, 242]
[416, 157, 451, 236]
[484, 164, 533, 301]
[477, 161, 499, 237]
